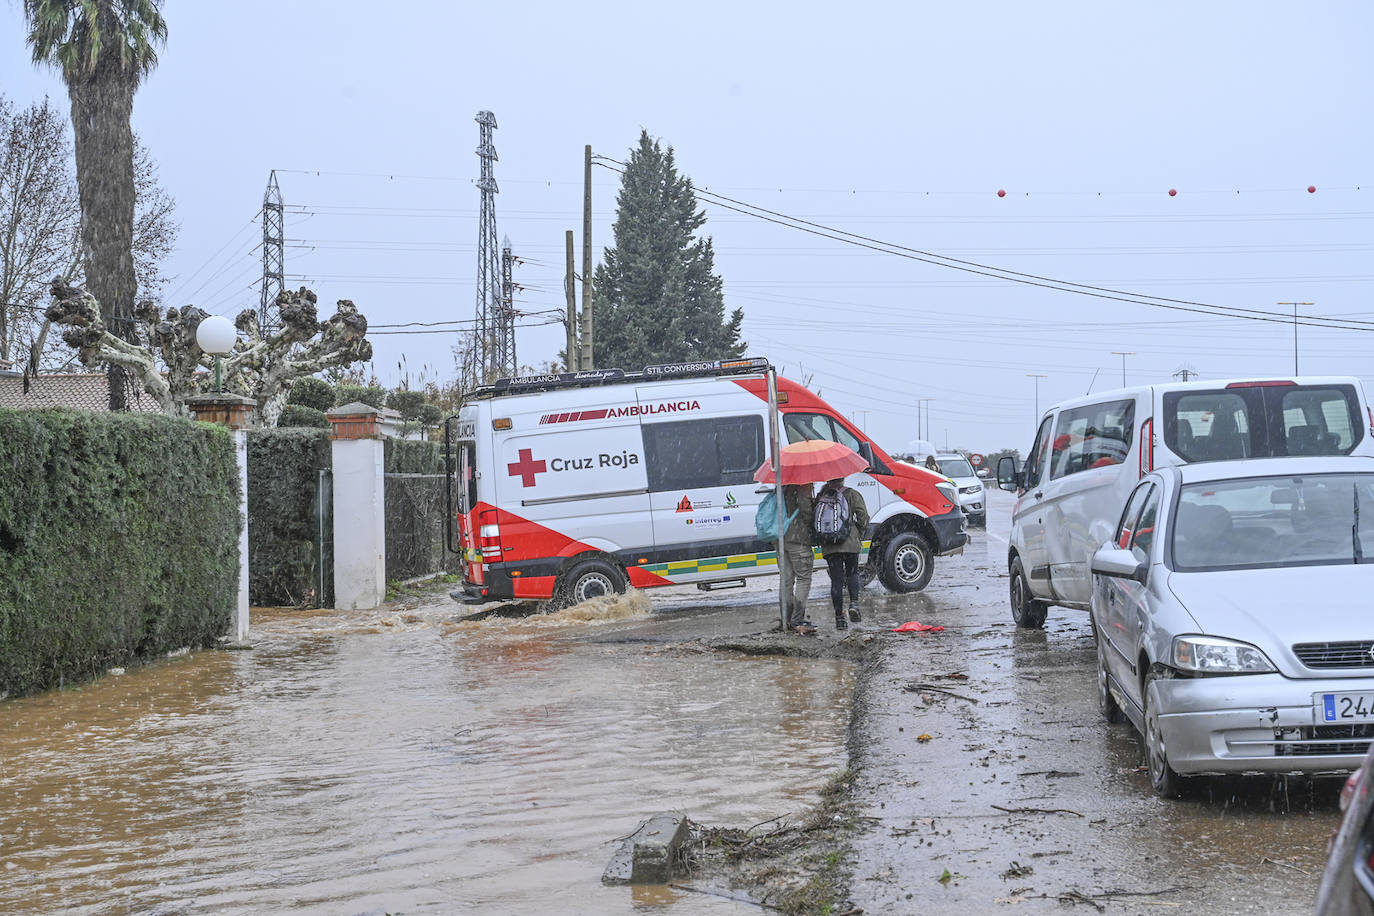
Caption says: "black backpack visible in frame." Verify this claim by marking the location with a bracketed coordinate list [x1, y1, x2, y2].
[813, 487, 851, 544]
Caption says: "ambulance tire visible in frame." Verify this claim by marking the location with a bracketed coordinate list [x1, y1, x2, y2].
[557, 558, 627, 608]
[877, 532, 933, 593]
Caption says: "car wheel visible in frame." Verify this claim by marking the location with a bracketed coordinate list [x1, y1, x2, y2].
[877, 532, 934, 593]
[1095, 634, 1125, 724]
[1008, 557, 1048, 629]
[1143, 674, 1190, 798]
[555, 558, 627, 608]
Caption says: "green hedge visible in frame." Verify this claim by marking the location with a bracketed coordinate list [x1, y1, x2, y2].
[0, 409, 240, 698]
[384, 437, 444, 474]
[247, 428, 332, 607]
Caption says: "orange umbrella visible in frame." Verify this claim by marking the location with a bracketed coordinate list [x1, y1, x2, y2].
[754, 439, 869, 485]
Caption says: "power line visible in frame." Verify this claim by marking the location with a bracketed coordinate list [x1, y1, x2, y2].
[592, 157, 1374, 333]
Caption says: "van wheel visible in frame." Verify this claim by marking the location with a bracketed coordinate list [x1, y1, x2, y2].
[1009, 557, 1049, 629]
[878, 532, 933, 593]
[556, 559, 627, 608]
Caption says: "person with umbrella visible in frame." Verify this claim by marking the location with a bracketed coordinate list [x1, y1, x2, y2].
[816, 476, 870, 630]
[755, 439, 870, 634]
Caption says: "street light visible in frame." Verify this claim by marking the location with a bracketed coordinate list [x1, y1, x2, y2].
[916, 398, 934, 441]
[1278, 302, 1313, 374]
[1110, 351, 1135, 387]
[1026, 374, 1047, 418]
[196, 315, 236, 393]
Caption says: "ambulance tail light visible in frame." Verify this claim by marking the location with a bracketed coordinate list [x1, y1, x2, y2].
[480, 525, 500, 539]
[1139, 417, 1154, 479]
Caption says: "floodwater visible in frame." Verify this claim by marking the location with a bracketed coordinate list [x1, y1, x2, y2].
[0, 591, 853, 914]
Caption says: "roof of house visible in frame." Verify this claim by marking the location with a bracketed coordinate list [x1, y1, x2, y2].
[0, 372, 162, 413]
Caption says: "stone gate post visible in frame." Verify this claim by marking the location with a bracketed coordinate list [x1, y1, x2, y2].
[328, 402, 387, 610]
[186, 393, 255, 641]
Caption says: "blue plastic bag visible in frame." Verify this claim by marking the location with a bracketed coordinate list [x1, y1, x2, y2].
[755, 489, 798, 542]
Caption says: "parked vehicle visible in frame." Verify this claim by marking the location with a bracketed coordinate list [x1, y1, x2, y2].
[1090, 456, 1374, 797]
[446, 358, 966, 606]
[933, 453, 986, 527]
[996, 376, 1374, 628]
[1316, 745, 1374, 915]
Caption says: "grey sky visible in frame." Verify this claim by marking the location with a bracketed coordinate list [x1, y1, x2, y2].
[4, 1, 1370, 455]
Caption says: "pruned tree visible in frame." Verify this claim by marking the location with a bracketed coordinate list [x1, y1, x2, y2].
[0, 93, 177, 370]
[45, 280, 373, 426]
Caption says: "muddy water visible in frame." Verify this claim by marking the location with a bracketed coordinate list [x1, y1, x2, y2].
[0, 593, 853, 914]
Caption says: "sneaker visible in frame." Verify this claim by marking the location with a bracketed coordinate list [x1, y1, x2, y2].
[835, 613, 849, 631]
[848, 605, 862, 623]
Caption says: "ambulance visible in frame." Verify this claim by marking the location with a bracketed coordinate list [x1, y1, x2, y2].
[446, 357, 967, 606]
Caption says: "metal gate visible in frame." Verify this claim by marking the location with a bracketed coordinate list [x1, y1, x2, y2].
[315, 468, 334, 608]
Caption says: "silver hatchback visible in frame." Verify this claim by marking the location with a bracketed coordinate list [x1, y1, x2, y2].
[1090, 456, 1374, 796]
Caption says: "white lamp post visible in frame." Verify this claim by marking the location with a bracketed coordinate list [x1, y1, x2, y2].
[195, 315, 237, 393]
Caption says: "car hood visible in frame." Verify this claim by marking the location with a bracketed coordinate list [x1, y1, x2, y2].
[1166, 565, 1374, 674]
[949, 475, 981, 489]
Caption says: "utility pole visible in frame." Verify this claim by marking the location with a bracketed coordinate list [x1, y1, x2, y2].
[564, 230, 579, 371]
[1278, 302, 1313, 374]
[1110, 351, 1135, 387]
[580, 144, 594, 370]
[916, 398, 933, 441]
[1027, 374, 1047, 418]
[853, 409, 870, 433]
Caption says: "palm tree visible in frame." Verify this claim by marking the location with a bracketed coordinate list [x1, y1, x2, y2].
[25, 0, 166, 410]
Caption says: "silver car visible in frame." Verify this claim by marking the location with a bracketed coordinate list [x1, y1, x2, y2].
[1090, 456, 1374, 797]
[934, 453, 985, 527]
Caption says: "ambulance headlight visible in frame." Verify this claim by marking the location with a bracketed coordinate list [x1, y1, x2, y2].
[935, 482, 957, 504]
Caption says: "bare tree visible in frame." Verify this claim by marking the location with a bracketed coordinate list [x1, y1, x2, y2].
[0, 95, 77, 364]
[0, 94, 178, 371]
[45, 280, 373, 426]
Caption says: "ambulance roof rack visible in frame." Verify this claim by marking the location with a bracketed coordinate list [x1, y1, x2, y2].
[470, 357, 772, 399]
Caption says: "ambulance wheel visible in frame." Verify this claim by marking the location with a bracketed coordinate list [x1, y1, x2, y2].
[557, 559, 627, 607]
[877, 532, 933, 593]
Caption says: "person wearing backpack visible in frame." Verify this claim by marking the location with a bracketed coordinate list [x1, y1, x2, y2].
[815, 477, 869, 630]
[779, 483, 816, 632]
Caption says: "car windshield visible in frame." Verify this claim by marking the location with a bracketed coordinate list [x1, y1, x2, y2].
[1172, 473, 1374, 571]
[937, 458, 974, 477]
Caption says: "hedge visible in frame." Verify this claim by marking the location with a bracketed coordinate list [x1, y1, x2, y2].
[247, 428, 332, 607]
[0, 409, 239, 698]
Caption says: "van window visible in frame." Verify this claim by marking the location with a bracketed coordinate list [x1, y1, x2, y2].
[1049, 399, 1135, 480]
[784, 412, 863, 452]
[1163, 384, 1362, 461]
[1023, 416, 1055, 489]
[643, 416, 765, 492]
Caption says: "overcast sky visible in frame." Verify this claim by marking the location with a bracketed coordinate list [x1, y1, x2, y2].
[4, 1, 1371, 455]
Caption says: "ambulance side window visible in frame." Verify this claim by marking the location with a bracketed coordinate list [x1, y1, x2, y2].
[643, 416, 765, 491]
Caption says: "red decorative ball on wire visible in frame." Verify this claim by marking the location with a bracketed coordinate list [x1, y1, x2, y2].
[1168, 188, 1177, 197]
[1308, 185, 1317, 193]
[997, 189, 1006, 198]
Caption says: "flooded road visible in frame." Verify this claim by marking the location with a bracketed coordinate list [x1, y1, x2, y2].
[0, 596, 852, 914]
[1, 488, 1346, 914]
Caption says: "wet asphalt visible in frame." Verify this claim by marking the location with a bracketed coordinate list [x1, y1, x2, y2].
[619, 488, 1342, 914]
[842, 489, 1340, 915]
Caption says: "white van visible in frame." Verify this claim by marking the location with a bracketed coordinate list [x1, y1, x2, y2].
[447, 358, 968, 606]
[996, 376, 1374, 628]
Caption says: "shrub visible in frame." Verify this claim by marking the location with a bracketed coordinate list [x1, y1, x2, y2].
[0, 410, 239, 698]
[247, 428, 332, 607]
[333, 384, 387, 409]
[277, 404, 330, 429]
[288, 376, 334, 411]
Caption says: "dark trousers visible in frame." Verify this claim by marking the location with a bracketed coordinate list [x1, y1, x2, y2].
[825, 553, 860, 612]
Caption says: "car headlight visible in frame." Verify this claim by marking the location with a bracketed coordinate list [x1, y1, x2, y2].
[1171, 635, 1276, 675]
[935, 482, 957, 504]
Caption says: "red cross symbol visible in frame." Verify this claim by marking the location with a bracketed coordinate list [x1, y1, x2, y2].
[507, 448, 547, 487]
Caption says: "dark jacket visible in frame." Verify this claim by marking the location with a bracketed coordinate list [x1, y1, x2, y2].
[781, 484, 814, 546]
[818, 485, 870, 557]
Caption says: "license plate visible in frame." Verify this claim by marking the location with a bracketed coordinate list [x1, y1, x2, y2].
[1316, 692, 1374, 722]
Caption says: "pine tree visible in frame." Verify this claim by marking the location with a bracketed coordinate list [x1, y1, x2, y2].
[592, 131, 744, 370]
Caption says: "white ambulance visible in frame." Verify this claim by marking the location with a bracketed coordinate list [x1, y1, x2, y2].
[446, 358, 967, 606]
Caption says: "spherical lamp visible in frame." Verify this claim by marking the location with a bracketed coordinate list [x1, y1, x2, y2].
[196, 315, 237, 392]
